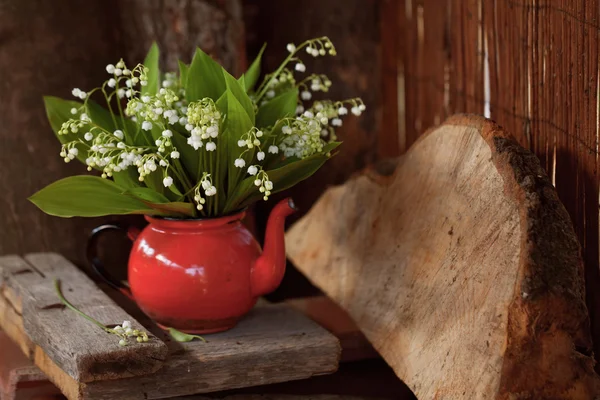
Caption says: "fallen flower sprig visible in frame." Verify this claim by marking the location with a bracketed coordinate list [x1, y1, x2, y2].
[54, 279, 149, 346]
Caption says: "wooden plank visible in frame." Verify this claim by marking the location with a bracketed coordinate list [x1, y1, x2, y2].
[285, 297, 378, 362]
[0, 254, 168, 383]
[286, 115, 600, 399]
[0, 330, 49, 400]
[0, 254, 341, 400]
[179, 396, 382, 400]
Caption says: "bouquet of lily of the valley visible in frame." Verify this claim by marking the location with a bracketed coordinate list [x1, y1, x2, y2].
[30, 37, 365, 218]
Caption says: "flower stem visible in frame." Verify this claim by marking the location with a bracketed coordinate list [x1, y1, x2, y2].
[54, 279, 112, 333]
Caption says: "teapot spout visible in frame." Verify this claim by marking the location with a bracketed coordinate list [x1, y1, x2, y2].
[251, 198, 297, 297]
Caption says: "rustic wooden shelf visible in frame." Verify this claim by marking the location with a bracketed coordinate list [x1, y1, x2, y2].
[0, 253, 340, 400]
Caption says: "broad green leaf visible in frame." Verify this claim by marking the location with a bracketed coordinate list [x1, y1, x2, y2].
[125, 187, 170, 203]
[224, 89, 254, 194]
[29, 176, 159, 218]
[186, 48, 226, 102]
[167, 327, 206, 343]
[178, 60, 189, 88]
[113, 168, 141, 190]
[171, 131, 200, 182]
[225, 153, 332, 213]
[142, 201, 195, 217]
[142, 42, 160, 96]
[126, 187, 195, 217]
[242, 44, 266, 92]
[85, 100, 138, 145]
[43, 96, 90, 166]
[224, 71, 255, 123]
[237, 75, 246, 91]
[255, 89, 298, 128]
[214, 93, 229, 211]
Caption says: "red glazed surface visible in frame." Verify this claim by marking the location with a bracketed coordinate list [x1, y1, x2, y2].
[128, 198, 296, 333]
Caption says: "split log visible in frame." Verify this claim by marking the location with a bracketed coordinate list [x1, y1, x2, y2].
[286, 115, 600, 399]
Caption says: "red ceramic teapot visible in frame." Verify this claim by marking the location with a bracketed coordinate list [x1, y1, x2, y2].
[88, 198, 296, 334]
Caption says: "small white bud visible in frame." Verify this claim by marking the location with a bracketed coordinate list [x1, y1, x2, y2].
[247, 165, 258, 175]
[286, 43, 296, 53]
[237, 139, 246, 147]
[301, 91, 312, 100]
[114, 130, 124, 139]
[106, 64, 115, 74]
[295, 63, 306, 73]
[84, 132, 93, 141]
[70, 108, 77, 115]
[205, 142, 216, 151]
[257, 151, 265, 161]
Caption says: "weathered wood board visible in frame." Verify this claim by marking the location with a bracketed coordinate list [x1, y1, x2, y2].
[0, 330, 51, 400]
[0, 253, 340, 400]
[286, 115, 600, 399]
[0, 253, 167, 383]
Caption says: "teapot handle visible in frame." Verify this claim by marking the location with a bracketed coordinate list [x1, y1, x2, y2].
[86, 224, 140, 298]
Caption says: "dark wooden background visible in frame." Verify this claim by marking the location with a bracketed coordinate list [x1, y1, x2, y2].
[1, 0, 599, 373]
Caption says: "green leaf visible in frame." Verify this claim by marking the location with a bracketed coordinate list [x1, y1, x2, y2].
[224, 71, 255, 124]
[142, 42, 160, 96]
[125, 187, 170, 203]
[113, 168, 142, 189]
[186, 48, 227, 102]
[242, 44, 266, 92]
[43, 96, 92, 165]
[225, 153, 332, 213]
[143, 202, 195, 217]
[85, 100, 138, 145]
[224, 89, 254, 194]
[255, 89, 298, 128]
[125, 188, 195, 217]
[167, 327, 206, 343]
[171, 131, 200, 182]
[29, 176, 159, 218]
[178, 60, 189, 88]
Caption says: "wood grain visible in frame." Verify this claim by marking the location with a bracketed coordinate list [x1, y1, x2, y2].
[0, 253, 340, 400]
[0, 253, 168, 383]
[286, 115, 600, 399]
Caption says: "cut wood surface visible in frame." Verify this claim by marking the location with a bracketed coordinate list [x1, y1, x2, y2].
[0, 253, 167, 383]
[286, 115, 600, 399]
[0, 253, 340, 400]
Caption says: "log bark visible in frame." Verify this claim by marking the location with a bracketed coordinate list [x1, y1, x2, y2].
[286, 115, 600, 399]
